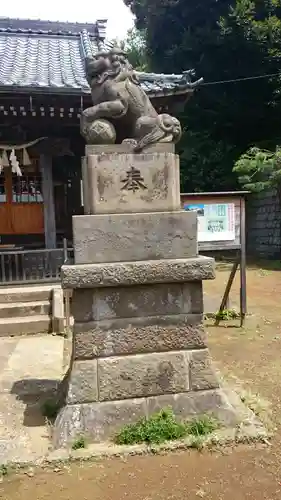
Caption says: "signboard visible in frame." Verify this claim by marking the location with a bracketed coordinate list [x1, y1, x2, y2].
[183, 203, 235, 242]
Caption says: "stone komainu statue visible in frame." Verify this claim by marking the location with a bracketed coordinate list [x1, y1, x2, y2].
[80, 48, 182, 152]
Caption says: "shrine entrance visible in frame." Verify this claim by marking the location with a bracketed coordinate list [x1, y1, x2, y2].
[0, 161, 44, 238]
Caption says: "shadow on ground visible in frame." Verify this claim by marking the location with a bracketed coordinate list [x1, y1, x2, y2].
[11, 379, 60, 427]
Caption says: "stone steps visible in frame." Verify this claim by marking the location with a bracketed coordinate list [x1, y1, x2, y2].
[0, 284, 63, 336]
[0, 285, 58, 304]
[0, 315, 51, 337]
[0, 301, 50, 319]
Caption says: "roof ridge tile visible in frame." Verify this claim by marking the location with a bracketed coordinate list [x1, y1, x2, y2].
[0, 17, 106, 37]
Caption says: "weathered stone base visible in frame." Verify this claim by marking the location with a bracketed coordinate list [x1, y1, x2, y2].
[53, 388, 242, 449]
[72, 211, 197, 264]
[66, 348, 219, 404]
[61, 256, 215, 289]
[56, 254, 221, 450]
[52, 340, 244, 450]
[73, 314, 206, 359]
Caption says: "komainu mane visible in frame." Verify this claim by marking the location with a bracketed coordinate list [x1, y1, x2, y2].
[80, 48, 182, 151]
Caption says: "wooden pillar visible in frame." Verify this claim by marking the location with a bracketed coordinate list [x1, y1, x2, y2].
[40, 154, 57, 249]
[240, 196, 247, 326]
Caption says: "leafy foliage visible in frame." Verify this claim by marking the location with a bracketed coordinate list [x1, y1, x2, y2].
[124, 0, 281, 192]
[233, 146, 281, 192]
[112, 28, 149, 71]
[122, 28, 149, 71]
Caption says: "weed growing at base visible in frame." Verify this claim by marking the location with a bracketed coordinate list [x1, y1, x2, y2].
[71, 436, 86, 450]
[0, 464, 8, 477]
[114, 407, 218, 446]
[186, 415, 218, 436]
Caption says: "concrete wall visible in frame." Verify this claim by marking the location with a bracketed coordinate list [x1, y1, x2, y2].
[246, 190, 281, 259]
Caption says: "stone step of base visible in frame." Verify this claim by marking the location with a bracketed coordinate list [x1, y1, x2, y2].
[0, 301, 50, 319]
[0, 284, 60, 304]
[0, 315, 51, 337]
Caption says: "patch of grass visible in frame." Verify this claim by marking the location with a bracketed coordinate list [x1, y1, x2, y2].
[204, 309, 240, 321]
[186, 415, 218, 436]
[115, 408, 187, 445]
[114, 408, 218, 446]
[71, 436, 86, 450]
[0, 464, 9, 477]
[215, 309, 240, 321]
[41, 399, 61, 421]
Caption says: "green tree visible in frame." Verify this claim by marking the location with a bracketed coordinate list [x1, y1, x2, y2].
[234, 145, 281, 255]
[122, 28, 149, 71]
[111, 28, 149, 72]
[124, 0, 281, 192]
[234, 146, 281, 192]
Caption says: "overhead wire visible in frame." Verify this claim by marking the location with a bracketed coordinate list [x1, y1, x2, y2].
[200, 72, 281, 86]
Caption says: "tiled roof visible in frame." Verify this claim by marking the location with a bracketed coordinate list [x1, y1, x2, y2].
[0, 18, 200, 97]
[0, 17, 107, 37]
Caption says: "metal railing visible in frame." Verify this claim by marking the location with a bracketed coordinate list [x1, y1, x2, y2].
[0, 241, 74, 285]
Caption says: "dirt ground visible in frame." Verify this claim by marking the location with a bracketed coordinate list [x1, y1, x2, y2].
[1, 262, 281, 500]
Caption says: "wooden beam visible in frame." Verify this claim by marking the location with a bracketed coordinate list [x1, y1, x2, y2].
[40, 154, 57, 249]
[32, 138, 74, 156]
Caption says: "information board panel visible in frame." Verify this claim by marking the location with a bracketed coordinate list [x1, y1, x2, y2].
[183, 202, 235, 242]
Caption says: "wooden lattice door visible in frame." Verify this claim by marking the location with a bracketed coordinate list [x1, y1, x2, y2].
[0, 162, 44, 236]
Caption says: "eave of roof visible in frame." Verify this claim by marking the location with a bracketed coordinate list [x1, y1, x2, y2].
[0, 85, 195, 99]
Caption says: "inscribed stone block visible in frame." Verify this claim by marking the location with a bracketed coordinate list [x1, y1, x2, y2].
[84, 150, 181, 214]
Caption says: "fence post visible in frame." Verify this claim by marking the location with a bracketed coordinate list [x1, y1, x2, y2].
[63, 238, 68, 263]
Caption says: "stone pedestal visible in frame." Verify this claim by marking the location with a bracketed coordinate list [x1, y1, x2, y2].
[54, 145, 237, 448]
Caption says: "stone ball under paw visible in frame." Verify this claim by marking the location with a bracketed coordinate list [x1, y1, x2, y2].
[86, 119, 116, 144]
